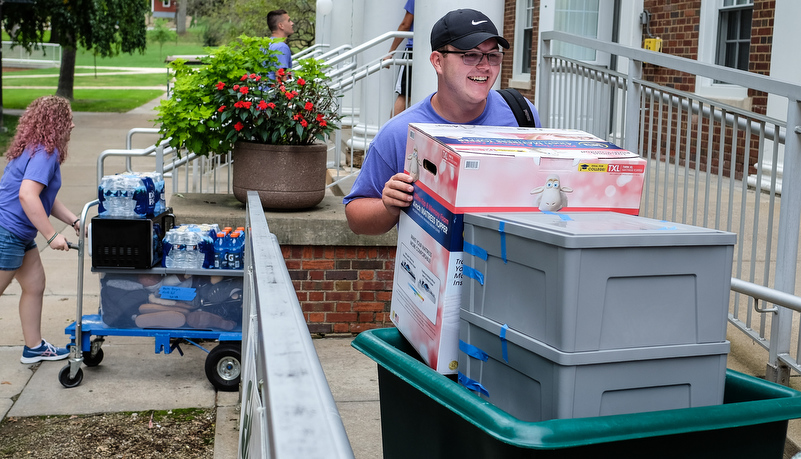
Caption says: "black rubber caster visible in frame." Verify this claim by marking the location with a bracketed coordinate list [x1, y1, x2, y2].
[205, 342, 241, 392]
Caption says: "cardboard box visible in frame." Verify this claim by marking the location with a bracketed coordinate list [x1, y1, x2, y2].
[390, 124, 647, 374]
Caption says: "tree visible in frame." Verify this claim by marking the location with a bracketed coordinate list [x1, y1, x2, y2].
[186, 0, 316, 50]
[150, 18, 178, 59]
[3, 0, 149, 100]
[176, 0, 188, 35]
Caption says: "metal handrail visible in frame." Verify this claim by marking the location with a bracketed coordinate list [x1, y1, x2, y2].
[238, 191, 354, 458]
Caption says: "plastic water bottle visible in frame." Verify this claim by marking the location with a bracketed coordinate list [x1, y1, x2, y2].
[227, 232, 242, 269]
[142, 172, 166, 215]
[214, 232, 227, 269]
[164, 231, 177, 268]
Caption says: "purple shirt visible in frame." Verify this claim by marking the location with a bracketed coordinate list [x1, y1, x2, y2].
[0, 145, 62, 240]
[343, 90, 541, 205]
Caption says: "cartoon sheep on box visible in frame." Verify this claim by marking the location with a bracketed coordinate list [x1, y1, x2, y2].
[406, 147, 421, 182]
[531, 174, 572, 211]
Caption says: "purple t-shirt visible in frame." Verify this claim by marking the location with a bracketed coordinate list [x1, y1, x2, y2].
[0, 145, 62, 240]
[404, 0, 414, 49]
[269, 40, 293, 69]
[343, 90, 541, 205]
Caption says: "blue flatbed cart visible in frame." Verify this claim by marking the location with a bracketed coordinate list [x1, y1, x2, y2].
[58, 200, 244, 391]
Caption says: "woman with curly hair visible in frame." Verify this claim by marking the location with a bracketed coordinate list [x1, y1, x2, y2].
[0, 95, 81, 364]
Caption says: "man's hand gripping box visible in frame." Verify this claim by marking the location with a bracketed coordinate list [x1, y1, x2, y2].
[390, 123, 647, 374]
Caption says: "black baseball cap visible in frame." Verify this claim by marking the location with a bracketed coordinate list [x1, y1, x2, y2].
[430, 9, 510, 51]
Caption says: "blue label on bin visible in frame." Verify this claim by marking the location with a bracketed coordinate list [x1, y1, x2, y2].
[159, 286, 196, 301]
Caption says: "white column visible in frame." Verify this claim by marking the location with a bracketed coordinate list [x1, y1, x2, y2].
[354, 0, 407, 138]
[411, 0, 507, 106]
[751, 0, 801, 194]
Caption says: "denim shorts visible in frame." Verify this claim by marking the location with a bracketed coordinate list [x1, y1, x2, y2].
[0, 226, 36, 271]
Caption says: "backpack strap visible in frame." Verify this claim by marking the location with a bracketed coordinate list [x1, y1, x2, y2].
[497, 88, 537, 127]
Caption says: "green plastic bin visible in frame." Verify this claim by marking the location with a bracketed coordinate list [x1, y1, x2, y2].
[352, 327, 801, 459]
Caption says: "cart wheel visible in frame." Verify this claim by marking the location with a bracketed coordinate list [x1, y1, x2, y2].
[58, 365, 83, 388]
[82, 348, 104, 367]
[205, 342, 241, 392]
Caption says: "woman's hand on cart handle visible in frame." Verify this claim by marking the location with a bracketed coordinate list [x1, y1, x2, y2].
[67, 241, 78, 251]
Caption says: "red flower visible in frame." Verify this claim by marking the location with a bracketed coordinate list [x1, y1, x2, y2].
[304, 102, 313, 111]
[316, 113, 324, 121]
[233, 84, 240, 91]
[218, 105, 226, 112]
[240, 74, 248, 81]
[277, 68, 286, 77]
[285, 92, 295, 100]
[241, 101, 252, 109]
[266, 102, 276, 109]
[301, 120, 308, 128]
[234, 122, 244, 131]
[254, 75, 262, 82]
[234, 101, 243, 108]
[293, 113, 300, 120]
[319, 120, 327, 127]
[257, 100, 268, 110]
[297, 78, 306, 86]
[250, 73, 257, 79]
[215, 81, 225, 90]
[239, 86, 249, 94]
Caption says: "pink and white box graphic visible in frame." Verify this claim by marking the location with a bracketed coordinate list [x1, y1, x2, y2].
[390, 123, 647, 374]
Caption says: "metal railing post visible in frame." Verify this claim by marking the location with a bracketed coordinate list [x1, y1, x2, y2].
[538, 38, 552, 124]
[767, 99, 801, 384]
[624, 58, 642, 157]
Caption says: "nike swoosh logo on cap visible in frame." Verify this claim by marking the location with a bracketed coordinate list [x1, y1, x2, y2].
[472, 20, 488, 25]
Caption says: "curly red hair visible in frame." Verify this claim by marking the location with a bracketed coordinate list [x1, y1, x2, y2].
[5, 95, 72, 164]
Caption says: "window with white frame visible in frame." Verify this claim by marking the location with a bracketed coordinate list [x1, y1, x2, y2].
[552, 0, 600, 62]
[716, 0, 753, 71]
[163, 0, 171, 7]
[522, 0, 534, 75]
[697, 0, 753, 100]
[512, 0, 535, 84]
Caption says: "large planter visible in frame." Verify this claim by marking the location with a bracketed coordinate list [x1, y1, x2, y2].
[232, 141, 328, 210]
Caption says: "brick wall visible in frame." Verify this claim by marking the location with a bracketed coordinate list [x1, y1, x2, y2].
[501, 0, 539, 102]
[283, 245, 395, 335]
[638, 0, 775, 178]
[748, 0, 774, 115]
[641, 0, 701, 91]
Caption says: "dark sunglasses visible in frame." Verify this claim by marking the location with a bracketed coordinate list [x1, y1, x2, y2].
[439, 50, 505, 66]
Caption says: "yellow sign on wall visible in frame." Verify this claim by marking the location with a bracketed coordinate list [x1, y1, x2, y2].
[644, 38, 662, 52]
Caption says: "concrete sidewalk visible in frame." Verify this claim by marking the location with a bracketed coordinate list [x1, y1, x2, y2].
[0, 96, 381, 458]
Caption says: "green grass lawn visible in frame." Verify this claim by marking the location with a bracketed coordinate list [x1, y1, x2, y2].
[3, 89, 165, 112]
[3, 28, 209, 69]
[0, 115, 20, 152]
[1, 28, 207, 112]
[3, 72, 171, 87]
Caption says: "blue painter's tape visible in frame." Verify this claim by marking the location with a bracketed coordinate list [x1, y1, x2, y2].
[463, 241, 488, 261]
[463, 265, 484, 286]
[459, 340, 489, 362]
[499, 221, 507, 263]
[458, 371, 490, 397]
[543, 211, 573, 221]
[159, 286, 196, 301]
[500, 324, 509, 363]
